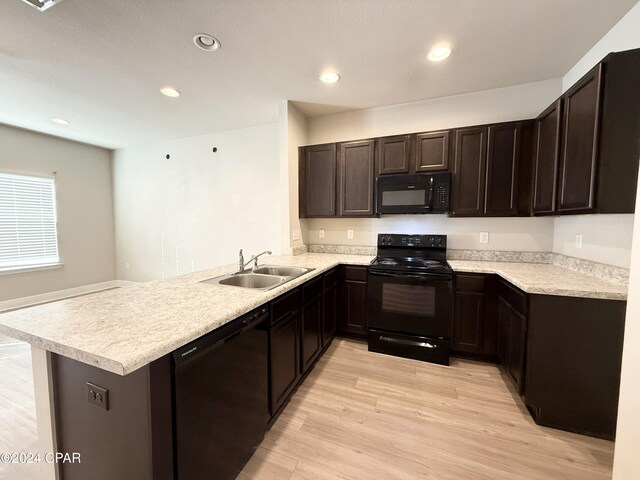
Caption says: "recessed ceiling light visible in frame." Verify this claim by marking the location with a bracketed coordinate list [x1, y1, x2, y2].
[319, 71, 341, 84]
[50, 118, 69, 125]
[193, 33, 221, 52]
[161, 87, 181, 98]
[427, 46, 452, 62]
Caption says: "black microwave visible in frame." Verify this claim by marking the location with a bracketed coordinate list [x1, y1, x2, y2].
[376, 173, 451, 215]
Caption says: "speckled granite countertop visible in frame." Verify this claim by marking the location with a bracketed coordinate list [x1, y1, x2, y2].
[0, 253, 373, 376]
[448, 260, 628, 301]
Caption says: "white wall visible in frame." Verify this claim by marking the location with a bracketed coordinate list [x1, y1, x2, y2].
[307, 216, 554, 252]
[279, 101, 308, 254]
[553, 215, 634, 268]
[300, 79, 561, 251]
[0, 124, 116, 301]
[112, 123, 281, 282]
[307, 79, 561, 145]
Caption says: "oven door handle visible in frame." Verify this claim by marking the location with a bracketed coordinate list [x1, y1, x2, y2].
[369, 270, 449, 280]
[378, 335, 439, 349]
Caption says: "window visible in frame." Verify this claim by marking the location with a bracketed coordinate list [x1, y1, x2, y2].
[0, 171, 60, 272]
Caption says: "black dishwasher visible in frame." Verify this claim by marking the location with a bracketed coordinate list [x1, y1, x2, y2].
[173, 306, 269, 480]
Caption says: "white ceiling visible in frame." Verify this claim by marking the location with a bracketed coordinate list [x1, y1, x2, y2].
[0, 0, 637, 149]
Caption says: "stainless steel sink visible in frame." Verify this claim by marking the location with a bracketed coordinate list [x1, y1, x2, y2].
[252, 265, 312, 277]
[201, 265, 314, 291]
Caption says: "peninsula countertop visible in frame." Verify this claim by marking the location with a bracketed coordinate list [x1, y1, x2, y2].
[0, 253, 373, 376]
[0, 253, 627, 376]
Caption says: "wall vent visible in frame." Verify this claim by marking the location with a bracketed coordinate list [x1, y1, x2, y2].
[20, 0, 65, 11]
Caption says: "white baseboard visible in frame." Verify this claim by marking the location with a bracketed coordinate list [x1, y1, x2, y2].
[0, 280, 138, 313]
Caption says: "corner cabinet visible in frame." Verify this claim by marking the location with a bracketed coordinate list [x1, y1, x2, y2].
[337, 140, 376, 216]
[299, 143, 337, 217]
[497, 280, 528, 395]
[536, 48, 640, 215]
[451, 126, 487, 216]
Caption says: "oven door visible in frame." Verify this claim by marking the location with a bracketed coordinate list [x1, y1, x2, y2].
[368, 270, 453, 338]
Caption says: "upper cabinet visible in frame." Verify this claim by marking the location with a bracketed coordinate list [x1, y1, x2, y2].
[377, 131, 450, 176]
[299, 140, 376, 218]
[338, 140, 376, 216]
[532, 100, 562, 214]
[451, 121, 532, 217]
[377, 135, 412, 175]
[557, 64, 602, 212]
[535, 48, 640, 215]
[299, 143, 337, 217]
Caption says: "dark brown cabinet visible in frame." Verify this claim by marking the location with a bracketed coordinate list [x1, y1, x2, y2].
[299, 143, 337, 217]
[338, 140, 376, 216]
[538, 48, 640, 215]
[451, 126, 487, 216]
[270, 290, 302, 414]
[301, 278, 323, 374]
[532, 100, 562, 214]
[451, 122, 532, 217]
[322, 268, 339, 347]
[338, 266, 368, 337]
[378, 135, 411, 175]
[485, 123, 521, 215]
[496, 280, 528, 395]
[557, 64, 602, 212]
[452, 274, 498, 359]
[415, 130, 450, 173]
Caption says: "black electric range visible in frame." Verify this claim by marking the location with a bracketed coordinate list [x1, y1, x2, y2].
[367, 234, 454, 365]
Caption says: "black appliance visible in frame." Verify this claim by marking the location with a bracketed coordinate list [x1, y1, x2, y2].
[173, 306, 269, 480]
[368, 233, 453, 365]
[376, 173, 451, 215]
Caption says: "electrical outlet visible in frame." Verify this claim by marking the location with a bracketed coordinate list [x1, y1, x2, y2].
[292, 229, 300, 241]
[347, 229, 354, 240]
[319, 229, 325, 239]
[86, 382, 109, 411]
[575, 234, 583, 248]
[125, 262, 130, 269]
[479, 232, 489, 244]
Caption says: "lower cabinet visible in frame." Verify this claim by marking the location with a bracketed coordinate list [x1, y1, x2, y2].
[270, 289, 302, 415]
[497, 280, 528, 395]
[301, 277, 323, 374]
[452, 274, 498, 359]
[338, 265, 369, 337]
[322, 268, 339, 346]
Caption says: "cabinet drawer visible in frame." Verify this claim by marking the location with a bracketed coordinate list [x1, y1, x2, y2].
[455, 274, 486, 293]
[323, 268, 339, 288]
[271, 288, 302, 325]
[344, 265, 368, 282]
[303, 276, 323, 304]
[499, 280, 527, 316]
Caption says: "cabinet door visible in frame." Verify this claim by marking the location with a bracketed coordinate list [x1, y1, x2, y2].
[453, 292, 485, 353]
[270, 311, 300, 414]
[485, 123, 520, 215]
[338, 140, 375, 216]
[378, 135, 411, 175]
[533, 100, 562, 214]
[497, 296, 511, 367]
[342, 280, 368, 336]
[508, 309, 527, 395]
[451, 127, 487, 216]
[300, 144, 336, 217]
[557, 64, 603, 212]
[301, 296, 322, 374]
[415, 131, 450, 172]
[322, 282, 337, 347]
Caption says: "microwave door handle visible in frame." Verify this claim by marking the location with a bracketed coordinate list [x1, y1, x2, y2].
[427, 177, 434, 210]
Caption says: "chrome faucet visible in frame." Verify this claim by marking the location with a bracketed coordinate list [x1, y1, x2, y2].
[237, 249, 272, 273]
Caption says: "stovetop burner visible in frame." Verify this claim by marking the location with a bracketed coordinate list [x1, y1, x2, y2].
[370, 234, 452, 276]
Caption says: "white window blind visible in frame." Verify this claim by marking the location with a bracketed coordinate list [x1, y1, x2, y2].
[0, 171, 60, 271]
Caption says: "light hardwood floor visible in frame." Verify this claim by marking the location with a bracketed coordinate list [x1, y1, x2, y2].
[239, 338, 614, 480]
[0, 336, 614, 480]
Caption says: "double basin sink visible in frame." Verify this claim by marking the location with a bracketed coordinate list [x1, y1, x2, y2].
[202, 265, 314, 291]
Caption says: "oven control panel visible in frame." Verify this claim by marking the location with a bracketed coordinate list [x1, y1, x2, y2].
[378, 234, 447, 248]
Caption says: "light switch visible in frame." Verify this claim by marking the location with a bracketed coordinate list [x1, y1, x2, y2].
[479, 232, 489, 244]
